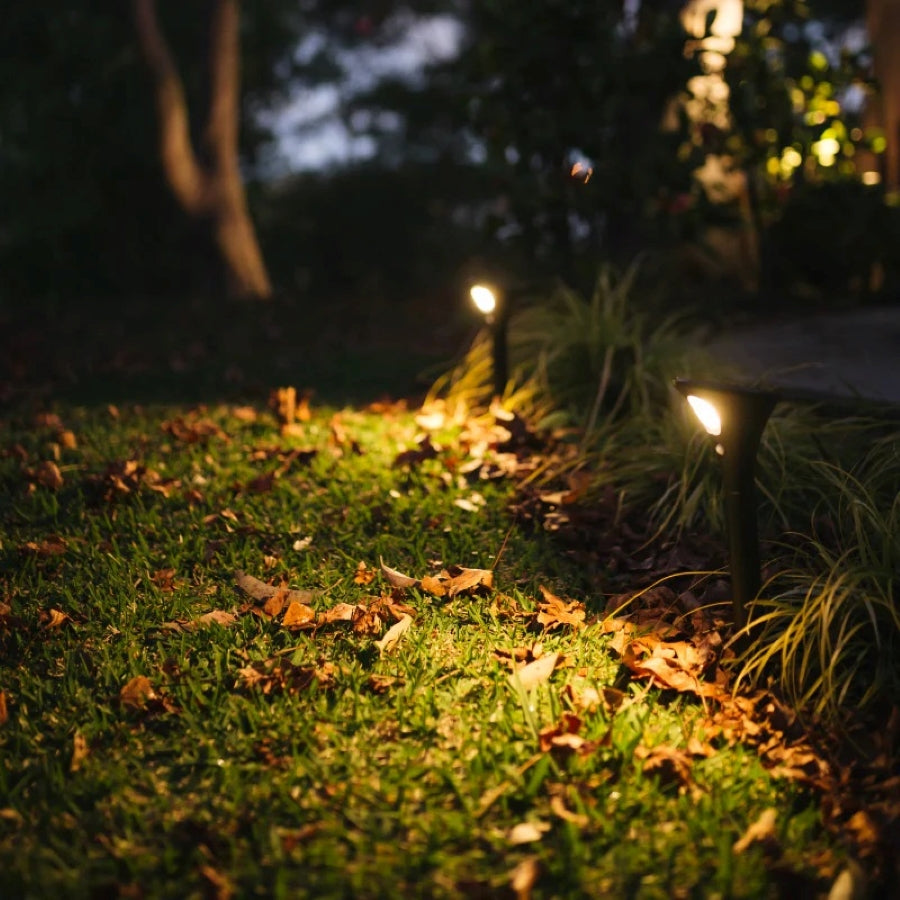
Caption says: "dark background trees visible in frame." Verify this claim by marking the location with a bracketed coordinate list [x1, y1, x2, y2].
[1, 0, 897, 317]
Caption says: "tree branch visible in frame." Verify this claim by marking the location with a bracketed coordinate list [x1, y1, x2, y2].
[205, 0, 241, 177]
[132, 0, 212, 214]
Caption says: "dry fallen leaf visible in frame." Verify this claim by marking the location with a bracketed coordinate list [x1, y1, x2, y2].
[318, 602, 361, 625]
[510, 652, 560, 691]
[379, 558, 418, 588]
[510, 855, 539, 900]
[539, 712, 597, 757]
[732, 807, 779, 854]
[70, 730, 89, 773]
[508, 821, 551, 845]
[119, 676, 159, 710]
[374, 614, 413, 653]
[636, 744, 696, 789]
[41, 608, 71, 630]
[420, 565, 493, 599]
[828, 862, 868, 900]
[161, 609, 238, 632]
[0, 691, 8, 727]
[534, 586, 585, 631]
[444, 566, 493, 597]
[151, 568, 177, 592]
[35, 460, 64, 491]
[196, 610, 238, 630]
[549, 790, 590, 827]
[161, 415, 228, 444]
[281, 601, 316, 629]
[236, 659, 335, 696]
[20, 535, 68, 556]
[199, 863, 234, 900]
[234, 570, 316, 607]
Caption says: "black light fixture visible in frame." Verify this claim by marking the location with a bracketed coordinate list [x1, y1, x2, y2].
[674, 378, 779, 634]
[469, 283, 509, 398]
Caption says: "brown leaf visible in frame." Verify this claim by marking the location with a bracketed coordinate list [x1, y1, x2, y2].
[120, 676, 158, 710]
[631, 654, 720, 698]
[636, 744, 695, 789]
[510, 652, 560, 691]
[354, 561, 376, 585]
[231, 405, 258, 423]
[318, 602, 362, 625]
[269, 386, 311, 428]
[508, 821, 550, 845]
[236, 659, 333, 696]
[445, 566, 493, 597]
[20, 535, 68, 556]
[538, 470, 592, 506]
[379, 558, 418, 588]
[150, 568, 177, 592]
[34, 412, 64, 430]
[160, 609, 237, 631]
[189, 610, 238, 630]
[234, 570, 316, 606]
[539, 713, 596, 757]
[199, 864, 234, 900]
[392, 435, 440, 468]
[420, 565, 493, 599]
[494, 642, 544, 668]
[161, 415, 228, 444]
[510, 856, 539, 900]
[35, 460, 64, 491]
[245, 471, 276, 494]
[262, 590, 288, 618]
[549, 791, 590, 827]
[374, 614, 413, 653]
[57, 429, 77, 449]
[281, 601, 316, 629]
[42, 608, 71, 630]
[534, 586, 585, 630]
[0, 691, 8, 727]
[419, 574, 447, 597]
[366, 674, 402, 694]
[70, 730, 89, 773]
[732, 808, 779, 855]
[844, 810, 881, 854]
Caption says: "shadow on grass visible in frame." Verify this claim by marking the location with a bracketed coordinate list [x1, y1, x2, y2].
[0, 291, 470, 410]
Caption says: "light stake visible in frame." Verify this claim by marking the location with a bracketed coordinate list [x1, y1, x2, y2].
[469, 283, 509, 398]
[674, 378, 778, 635]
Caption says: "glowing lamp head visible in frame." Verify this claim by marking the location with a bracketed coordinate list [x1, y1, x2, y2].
[470, 284, 497, 316]
[686, 394, 722, 436]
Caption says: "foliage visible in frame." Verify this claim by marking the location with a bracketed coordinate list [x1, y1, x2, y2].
[353, 1, 699, 286]
[737, 424, 900, 723]
[0, 2, 461, 304]
[706, 0, 894, 299]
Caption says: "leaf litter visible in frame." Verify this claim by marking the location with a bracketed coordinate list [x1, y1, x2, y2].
[5, 395, 899, 894]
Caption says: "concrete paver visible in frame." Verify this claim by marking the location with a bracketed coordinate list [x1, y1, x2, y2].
[704, 305, 900, 404]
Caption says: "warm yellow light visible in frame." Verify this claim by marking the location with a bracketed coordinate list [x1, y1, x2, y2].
[686, 394, 722, 436]
[470, 284, 497, 316]
[862, 170, 881, 185]
[813, 137, 840, 166]
[782, 147, 802, 170]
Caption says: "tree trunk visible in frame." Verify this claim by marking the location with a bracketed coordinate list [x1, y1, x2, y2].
[866, 0, 900, 191]
[132, 0, 272, 299]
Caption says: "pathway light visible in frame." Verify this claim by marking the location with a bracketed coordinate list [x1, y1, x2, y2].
[674, 378, 778, 635]
[469, 282, 509, 398]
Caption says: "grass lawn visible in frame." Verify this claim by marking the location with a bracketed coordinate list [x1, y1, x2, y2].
[0, 296, 891, 898]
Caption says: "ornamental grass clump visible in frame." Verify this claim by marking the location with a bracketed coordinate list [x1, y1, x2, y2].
[737, 434, 900, 724]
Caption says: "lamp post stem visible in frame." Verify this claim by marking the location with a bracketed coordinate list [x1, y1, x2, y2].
[721, 455, 761, 635]
[492, 304, 510, 398]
